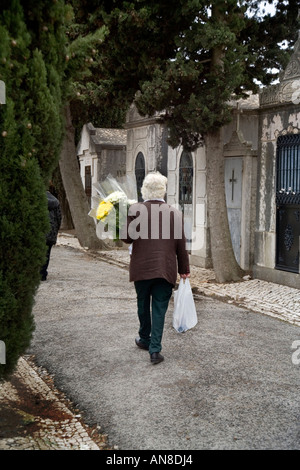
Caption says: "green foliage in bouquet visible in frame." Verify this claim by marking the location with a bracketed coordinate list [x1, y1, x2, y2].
[89, 175, 137, 242]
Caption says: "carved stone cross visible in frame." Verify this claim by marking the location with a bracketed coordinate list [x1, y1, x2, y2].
[230, 169, 237, 201]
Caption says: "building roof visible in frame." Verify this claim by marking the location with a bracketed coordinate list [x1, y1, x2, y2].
[93, 128, 127, 147]
[77, 123, 127, 157]
[228, 92, 259, 110]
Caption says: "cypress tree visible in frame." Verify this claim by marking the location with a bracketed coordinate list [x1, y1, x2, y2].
[0, 102, 48, 378]
[0, 0, 66, 379]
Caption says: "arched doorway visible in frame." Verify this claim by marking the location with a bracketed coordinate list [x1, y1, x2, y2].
[179, 151, 193, 247]
[135, 152, 145, 202]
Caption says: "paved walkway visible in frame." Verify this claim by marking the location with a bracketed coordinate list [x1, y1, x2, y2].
[0, 232, 299, 451]
[77, 234, 300, 327]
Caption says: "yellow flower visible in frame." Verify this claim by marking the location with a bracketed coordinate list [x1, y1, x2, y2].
[96, 201, 114, 220]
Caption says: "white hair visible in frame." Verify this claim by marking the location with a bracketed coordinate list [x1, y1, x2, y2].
[141, 172, 167, 201]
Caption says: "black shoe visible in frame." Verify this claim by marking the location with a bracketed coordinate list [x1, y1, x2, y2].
[135, 337, 149, 350]
[150, 352, 164, 364]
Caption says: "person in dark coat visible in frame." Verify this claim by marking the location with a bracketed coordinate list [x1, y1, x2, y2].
[40, 191, 62, 281]
[121, 172, 190, 364]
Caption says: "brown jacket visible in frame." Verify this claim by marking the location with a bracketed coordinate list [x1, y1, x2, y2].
[121, 201, 190, 286]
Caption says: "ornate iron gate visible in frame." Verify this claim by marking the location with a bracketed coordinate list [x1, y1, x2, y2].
[179, 151, 193, 247]
[179, 151, 193, 209]
[135, 152, 145, 202]
[276, 133, 300, 273]
[84, 165, 91, 206]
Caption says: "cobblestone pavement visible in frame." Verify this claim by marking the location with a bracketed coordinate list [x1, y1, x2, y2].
[0, 355, 113, 450]
[1, 232, 299, 450]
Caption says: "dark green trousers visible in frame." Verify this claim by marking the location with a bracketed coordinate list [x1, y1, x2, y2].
[134, 278, 173, 355]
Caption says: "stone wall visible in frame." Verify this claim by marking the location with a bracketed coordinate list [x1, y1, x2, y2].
[125, 105, 167, 176]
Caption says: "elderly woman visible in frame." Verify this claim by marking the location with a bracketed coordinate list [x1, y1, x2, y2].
[121, 172, 190, 364]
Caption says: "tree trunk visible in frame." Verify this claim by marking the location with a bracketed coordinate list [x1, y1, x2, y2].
[59, 104, 108, 250]
[205, 5, 244, 282]
[205, 128, 244, 283]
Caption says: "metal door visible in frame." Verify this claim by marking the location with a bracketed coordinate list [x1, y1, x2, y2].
[179, 151, 193, 247]
[135, 152, 145, 202]
[85, 165, 91, 206]
[276, 133, 300, 273]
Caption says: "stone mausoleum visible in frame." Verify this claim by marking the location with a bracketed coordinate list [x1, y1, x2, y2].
[77, 123, 127, 206]
[78, 37, 300, 289]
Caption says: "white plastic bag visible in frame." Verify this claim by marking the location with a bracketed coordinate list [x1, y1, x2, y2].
[173, 278, 198, 333]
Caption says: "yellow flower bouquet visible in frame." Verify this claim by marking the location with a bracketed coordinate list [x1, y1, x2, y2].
[96, 201, 114, 221]
[88, 174, 137, 241]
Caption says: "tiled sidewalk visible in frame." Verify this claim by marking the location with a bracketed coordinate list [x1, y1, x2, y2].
[194, 278, 300, 326]
[0, 356, 111, 450]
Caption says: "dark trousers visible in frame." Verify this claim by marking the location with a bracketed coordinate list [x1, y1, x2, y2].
[134, 278, 173, 355]
[40, 244, 53, 281]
